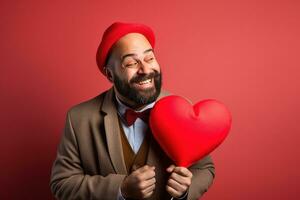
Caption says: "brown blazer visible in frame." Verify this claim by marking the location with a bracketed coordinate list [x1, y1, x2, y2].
[50, 88, 215, 200]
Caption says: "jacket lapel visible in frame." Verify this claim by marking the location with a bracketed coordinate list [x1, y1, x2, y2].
[101, 88, 127, 174]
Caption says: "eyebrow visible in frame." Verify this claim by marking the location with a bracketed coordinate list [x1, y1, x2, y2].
[121, 48, 154, 62]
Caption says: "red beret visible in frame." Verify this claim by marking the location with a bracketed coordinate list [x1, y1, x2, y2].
[96, 22, 156, 75]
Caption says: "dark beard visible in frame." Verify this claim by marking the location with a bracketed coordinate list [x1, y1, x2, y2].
[113, 71, 162, 106]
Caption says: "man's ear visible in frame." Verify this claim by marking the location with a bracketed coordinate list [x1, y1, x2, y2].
[105, 66, 114, 83]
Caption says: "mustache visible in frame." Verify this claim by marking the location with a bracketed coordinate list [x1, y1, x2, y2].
[130, 71, 160, 84]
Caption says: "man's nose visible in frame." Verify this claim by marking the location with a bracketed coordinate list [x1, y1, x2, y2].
[137, 61, 152, 74]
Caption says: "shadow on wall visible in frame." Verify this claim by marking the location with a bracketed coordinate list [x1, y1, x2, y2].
[2, 84, 65, 200]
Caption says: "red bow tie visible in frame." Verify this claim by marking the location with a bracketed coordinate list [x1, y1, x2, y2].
[124, 108, 151, 126]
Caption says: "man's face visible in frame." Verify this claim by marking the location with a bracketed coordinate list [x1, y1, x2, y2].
[106, 33, 162, 107]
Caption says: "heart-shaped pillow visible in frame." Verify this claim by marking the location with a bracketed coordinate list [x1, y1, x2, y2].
[149, 95, 231, 167]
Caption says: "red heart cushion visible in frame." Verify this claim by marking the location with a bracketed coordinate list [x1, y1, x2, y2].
[149, 96, 232, 167]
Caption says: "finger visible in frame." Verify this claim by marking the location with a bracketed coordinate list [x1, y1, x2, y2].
[170, 173, 192, 187]
[139, 177, 156, 189]
[172, 167, 193, 178]
[143, 190, 154, 199]
[138, 168, 156, 181]
[166, 185, 181, 198]
[167, 178, 186, 192]
[136, 165, 155, 173]
[166, 164, 176, 173]
[142, 181, 155, 194]
[133, 165, 155, 177]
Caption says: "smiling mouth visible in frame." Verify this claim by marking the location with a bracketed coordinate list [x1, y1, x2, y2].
[138, 78, 152, 85]
[133, 78, 154, 88]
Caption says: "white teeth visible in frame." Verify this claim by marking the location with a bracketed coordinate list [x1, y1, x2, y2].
[138, 79, 151, 85]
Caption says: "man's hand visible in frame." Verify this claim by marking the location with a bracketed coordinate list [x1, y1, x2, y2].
[166, 165, 193, 198]
[121, 165, 156, 199]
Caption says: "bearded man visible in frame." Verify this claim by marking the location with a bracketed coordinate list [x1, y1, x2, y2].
[50, 22, 215, 200]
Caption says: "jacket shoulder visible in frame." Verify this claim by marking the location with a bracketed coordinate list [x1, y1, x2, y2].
[67, 90, 107, 118]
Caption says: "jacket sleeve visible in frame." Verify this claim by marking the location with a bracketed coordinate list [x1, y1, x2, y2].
[50, 111, 126, 200]
[187, 155, 215, 200]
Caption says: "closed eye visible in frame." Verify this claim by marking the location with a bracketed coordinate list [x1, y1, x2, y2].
[145, 57, 155, 62]
[125, 62, 138, 67]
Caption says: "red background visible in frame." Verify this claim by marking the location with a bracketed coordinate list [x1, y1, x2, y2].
[1, 0, 299, 199]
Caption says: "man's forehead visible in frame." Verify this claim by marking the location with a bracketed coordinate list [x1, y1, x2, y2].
[110, 33, 153, 57]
